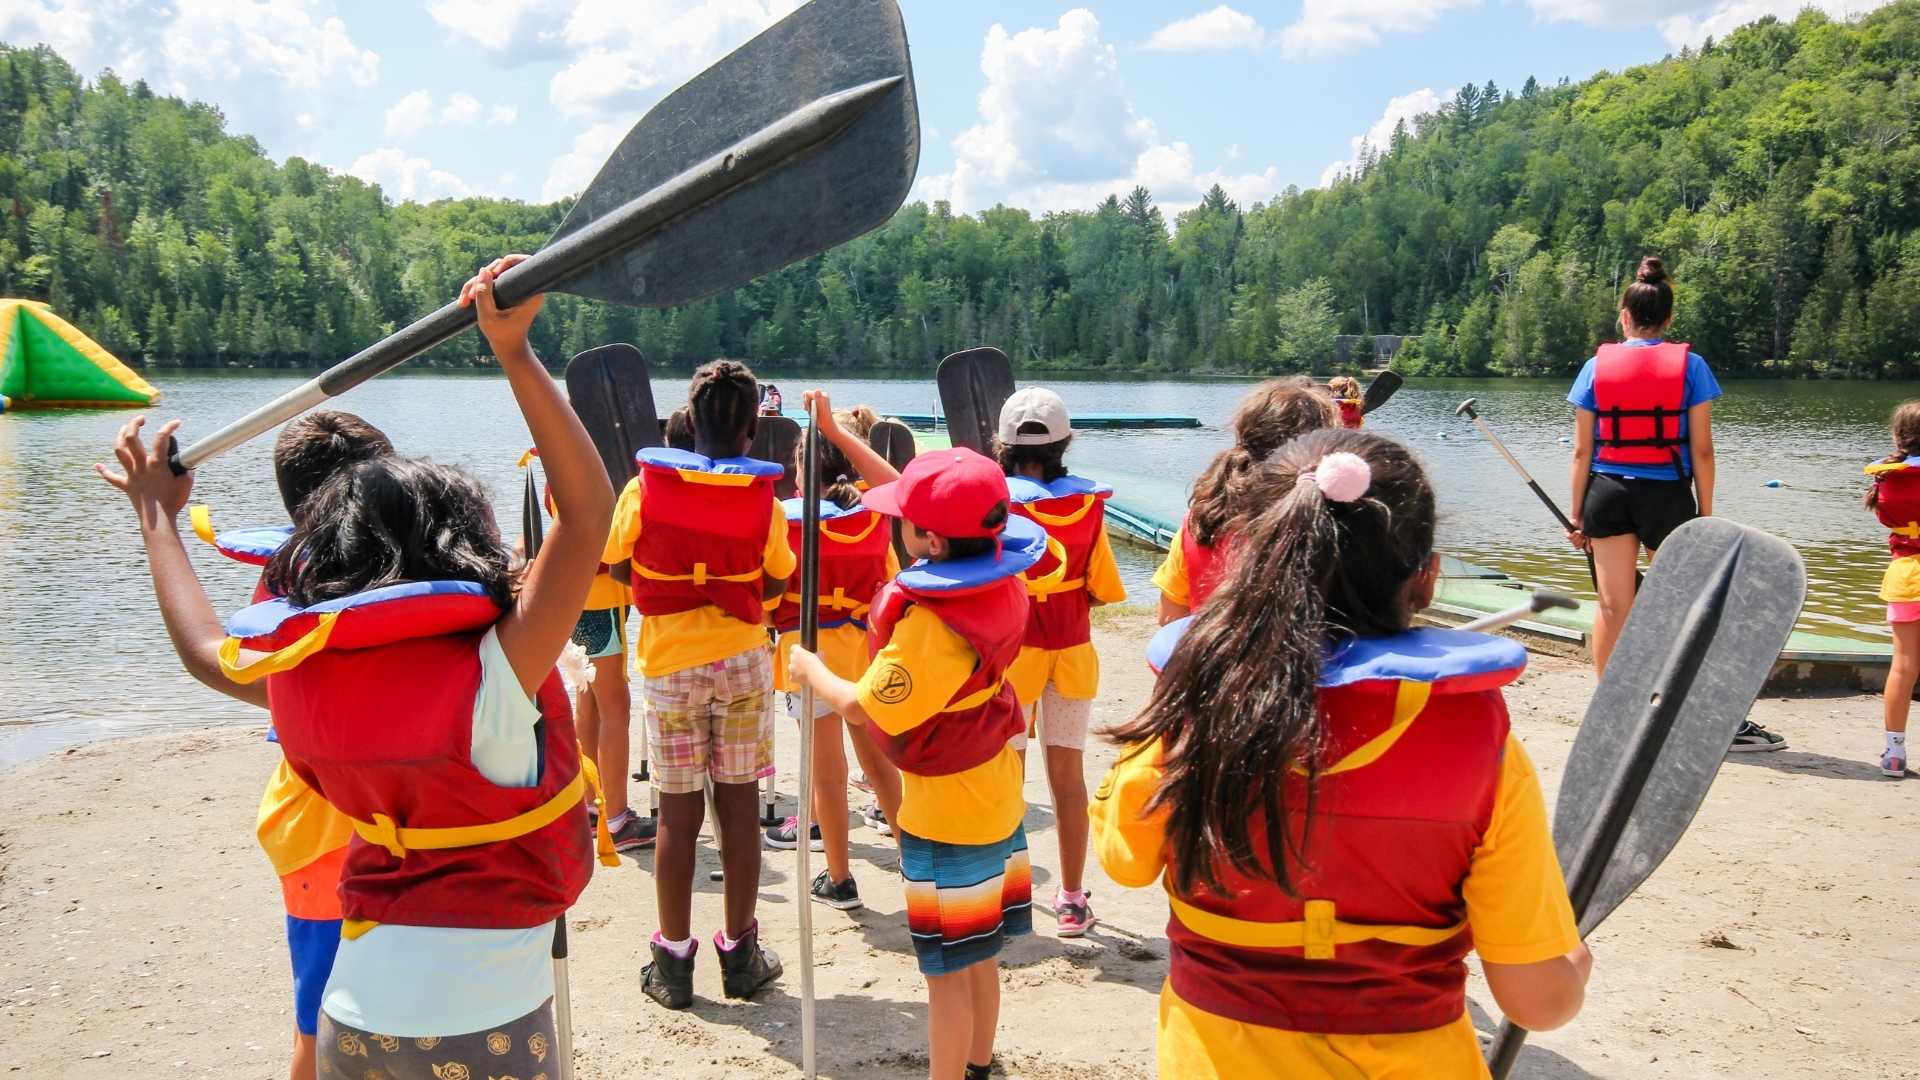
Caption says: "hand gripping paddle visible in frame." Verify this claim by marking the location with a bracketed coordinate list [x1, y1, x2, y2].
[565, 343, 661, 488]
[1456, 397, 1599, 589]
[936, 346, 1015, 453]
[1486, 518, 1805, 1077]
[169, 0, 917, 472]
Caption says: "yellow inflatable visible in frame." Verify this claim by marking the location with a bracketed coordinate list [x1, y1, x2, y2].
[0, 299, 159, 412]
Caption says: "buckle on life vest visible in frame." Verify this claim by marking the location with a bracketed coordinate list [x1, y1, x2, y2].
[1167, 889, 1466, 955]
[1303, 899, 1337, 960]
[350, 771, 597, 862]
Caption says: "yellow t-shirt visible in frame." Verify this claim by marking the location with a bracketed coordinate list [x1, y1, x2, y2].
[1152, 522, 1193, 609]
[1092, 732, 1580, 1079]
[1008, 527, 1128, 704]
[856, 604, 1024, 845]
[773, 547, 901, 692]
[601, 476, 796, 678]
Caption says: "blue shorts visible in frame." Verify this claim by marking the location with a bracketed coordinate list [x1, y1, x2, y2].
[287, 915, 343, 1036]
[899, 824, 1032, 976]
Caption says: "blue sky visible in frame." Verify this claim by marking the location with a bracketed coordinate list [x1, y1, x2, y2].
[0, 1, 1891, 214]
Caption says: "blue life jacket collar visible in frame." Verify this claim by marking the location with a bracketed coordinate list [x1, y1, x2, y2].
[637, 447, 785, 478]
[896, 514, 1046, 593]
[1148, 619, 1526, 688]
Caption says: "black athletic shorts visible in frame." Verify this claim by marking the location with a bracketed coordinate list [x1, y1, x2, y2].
[1580, 472, 1696, 550]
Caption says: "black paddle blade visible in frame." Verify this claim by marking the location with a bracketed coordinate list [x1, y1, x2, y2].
[1555, 517, 1804, 934]
[551, 0, 917, 309]
[521, 464, 545, 558]
[1361, 370, 1403, 415]
[565, 343, 661, 489]
[752, 415, 803, 499]
[936, 347, 1015, 453]
[869, 418, 917, 562]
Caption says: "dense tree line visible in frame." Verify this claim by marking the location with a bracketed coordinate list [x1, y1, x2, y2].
[5, 3, 1920, 376]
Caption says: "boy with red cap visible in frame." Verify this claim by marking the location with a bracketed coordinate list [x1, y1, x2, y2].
[789, 406, 1045, 1080]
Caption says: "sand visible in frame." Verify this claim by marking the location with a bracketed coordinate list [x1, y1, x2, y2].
[2, 609, 1916, 1079]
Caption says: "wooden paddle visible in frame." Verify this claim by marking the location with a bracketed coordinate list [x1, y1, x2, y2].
[170, 0, 918, 472]
[935, 346, 1015, 453]
[1486, 518, 1804, 1076]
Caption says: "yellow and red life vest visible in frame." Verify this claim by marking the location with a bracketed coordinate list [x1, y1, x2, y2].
[221, 582, 612, 932]
[1867, 456, 1920, 559]
[864, 516, 1047, 776]
[628, 448, 782, 627]
[1147, 619, 1525, 1033]
[1008, 474, 1110, 650]
[1179, 515, 1237, 611]
[1593, 341, 1691, 472]
[1336, 398, 1364, 429]
[189, 504, 292, 570]
[771, 498, 892, 634]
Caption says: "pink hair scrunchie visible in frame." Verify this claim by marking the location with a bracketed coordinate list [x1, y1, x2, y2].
[1302, 451, 1371, 503]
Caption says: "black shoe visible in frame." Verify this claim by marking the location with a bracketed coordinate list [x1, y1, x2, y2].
[716, 922, 783, 1000]
[1728, 719, 1787, 753]
[642, 940, 695, 1010]
[810, 869, 863, 911]
[611, 812, 657, 852]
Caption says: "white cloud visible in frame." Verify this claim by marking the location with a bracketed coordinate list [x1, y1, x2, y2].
[920, 10, 1286, 216]
[1145, 6, 1268, 52]
[347, 147, 471, 202]
[0, 0, 380, 140]
[442, 92, 483, 126]
[1320, 87, 1442, 186]
[541, 121, 626, 202]
[489, 104, 520, 126]
[383, 90, 515, 138]
[384, 89, 435, 139]
[425, 0, 571, 61]
[1656, 0, 1895, 47]
[1281, 0, 1481, 57]
[543, 1, 804, 121]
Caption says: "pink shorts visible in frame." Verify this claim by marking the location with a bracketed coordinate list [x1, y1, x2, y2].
[1891, 601, 1920, 624]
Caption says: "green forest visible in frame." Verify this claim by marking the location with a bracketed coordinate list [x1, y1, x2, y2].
[4, 3, 1920, 376]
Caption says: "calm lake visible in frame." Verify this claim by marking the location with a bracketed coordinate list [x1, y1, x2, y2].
[0, 368, 1908, 765]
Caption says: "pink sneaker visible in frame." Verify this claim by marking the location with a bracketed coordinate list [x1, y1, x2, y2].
[1882, 749, 1908, 778]
[1056, 890, 1095, 937]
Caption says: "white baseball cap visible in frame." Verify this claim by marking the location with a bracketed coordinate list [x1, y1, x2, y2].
[998, 387, 1072, 446]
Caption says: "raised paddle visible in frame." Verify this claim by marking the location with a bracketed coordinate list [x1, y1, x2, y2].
[565, 343, 661, 487]
[1360, 370, 1403, 415]
[1485, 517, 1805, 1077]
[1455, 398, 1599, 588]
[795, 400, 826, 1079]
[936, 346, 1015, 453]
[868, 417, 917, 562]
[169, 0, 917, 472]
[1458, 588, 1577, 633]
[520, 451, 546, 556]
[753, 415, 805, 500]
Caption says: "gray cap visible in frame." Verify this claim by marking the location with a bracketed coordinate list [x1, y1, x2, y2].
[998, 386, 1071, 446]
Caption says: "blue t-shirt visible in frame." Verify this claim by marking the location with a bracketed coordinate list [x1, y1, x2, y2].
[1567, 339, 1721, 481]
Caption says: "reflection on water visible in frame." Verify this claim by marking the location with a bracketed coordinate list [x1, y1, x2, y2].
[0, 369, 1903, 763]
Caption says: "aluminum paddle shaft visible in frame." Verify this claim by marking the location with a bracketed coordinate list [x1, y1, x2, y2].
[796, 413, 823, 1078]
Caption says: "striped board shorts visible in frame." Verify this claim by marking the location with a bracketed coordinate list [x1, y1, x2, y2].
[899, 823, 1032, 976]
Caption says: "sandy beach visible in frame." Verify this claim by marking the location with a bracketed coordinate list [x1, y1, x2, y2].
[2, 608, 1916, 1079]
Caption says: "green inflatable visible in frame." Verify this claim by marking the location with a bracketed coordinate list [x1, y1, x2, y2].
[0, 299, 159, 412]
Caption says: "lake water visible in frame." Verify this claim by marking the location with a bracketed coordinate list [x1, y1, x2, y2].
[1, 368, 1908, 765]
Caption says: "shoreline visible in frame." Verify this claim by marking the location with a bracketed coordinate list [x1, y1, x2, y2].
[3, 611, 1915, 1078]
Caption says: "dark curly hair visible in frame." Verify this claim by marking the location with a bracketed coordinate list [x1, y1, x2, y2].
[272, 411, 393, 519]
[688, 360, 760, 452]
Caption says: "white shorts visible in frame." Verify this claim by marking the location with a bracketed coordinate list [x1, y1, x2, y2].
[1008, 687, 1093, 753]
[784, 690, 835, 722]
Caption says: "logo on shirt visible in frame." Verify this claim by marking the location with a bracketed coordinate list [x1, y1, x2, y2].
[871, 663, 913, 704]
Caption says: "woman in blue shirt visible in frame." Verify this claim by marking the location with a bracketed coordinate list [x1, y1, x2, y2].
[1565, 256, 1784, 751]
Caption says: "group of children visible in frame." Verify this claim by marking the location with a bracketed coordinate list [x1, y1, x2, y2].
[104, 253, 1605, 1080]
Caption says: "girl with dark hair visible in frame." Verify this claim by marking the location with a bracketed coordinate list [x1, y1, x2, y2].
[1863, 400, 1920, 778]
[764, 403, 905, 914]
[1566, 256, 1783, 750]
[1152, 377, 1335, 623]
[1095, 428, 1590, 1079]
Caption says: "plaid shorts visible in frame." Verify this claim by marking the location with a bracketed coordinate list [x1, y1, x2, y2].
[642, 646, 775, 794]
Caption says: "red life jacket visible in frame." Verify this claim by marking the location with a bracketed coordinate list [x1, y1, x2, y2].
[1008, 475, 1111, 650]
[1179, 515, 1235, 610]
[771, 498, 892, 633]
[628, 448, 782, 627]
[1592, 341, 1691, 473]
[1868, 457, 1920, 558]
[1150, 624, 1526, 1034]
[223, 582, 603, 930]
[190, 504, 292, 568]
[1336, 399, 1364, 429]
[863, 516, 1046, 776]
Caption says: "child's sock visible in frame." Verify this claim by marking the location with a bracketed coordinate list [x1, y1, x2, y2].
[1889, 731, 1907, 758]
[965, 1063, 992, 1080]
[715, 920, 757, 951]
[1056, 887, 1088, 906]
[651, 931, 695, 960]
[606, 808, 632, 830]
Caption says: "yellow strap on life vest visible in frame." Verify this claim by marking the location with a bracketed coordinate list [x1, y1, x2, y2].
[634, 562, 764, 587]
[780, 585, 871, 618]
[822, 514, 882, 544]
[1022, 535, 1073, 600]
[1023, 494, 1097, 528]
[1167, 892, 1465, 957]
[942, 676, 1007, 714]
[352, 770, 591, 861]
[218, 613, 342, 684]
[516, 447, 537, 468]
[1291, 680, 1433, 777]
[576, 751, 620, 868]
[671, 468, 761, 488]
[189, 504, 218, 547]
[1892, 522, 1920, 538]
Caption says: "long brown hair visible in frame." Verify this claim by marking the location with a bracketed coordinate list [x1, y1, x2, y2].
[1112, 429, 1437, 899]
[1866, 399, 1920, 508]
[1188, 377, 1335, 546]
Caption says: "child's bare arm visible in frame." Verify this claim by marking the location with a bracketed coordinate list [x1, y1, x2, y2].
[462, 255, 616, 697]
[802, 390, 898, 487]
[96, 418, 269, 709]
[787, 647, 872, 727]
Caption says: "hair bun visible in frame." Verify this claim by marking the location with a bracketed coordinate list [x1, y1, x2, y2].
[1636, 256, 1667, 285]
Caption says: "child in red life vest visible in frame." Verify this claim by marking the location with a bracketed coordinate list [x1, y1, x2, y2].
[110, 410, 390, 1080]
[602, 359, 793, 1009]
[1327, 375, 1364, 429]
[108, 254, 615, 1077]
[1864, 399, 1920, 779]
[762, 403, 905, 910]
[1152, 377, 1334, 623]
[1097, 428, 1591, 1079]
[993, 387, 1125, 936]
[788, 436, 1041, 1080]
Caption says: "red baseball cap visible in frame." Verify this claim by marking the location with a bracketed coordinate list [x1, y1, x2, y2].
[861, 447, 1009, 538]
